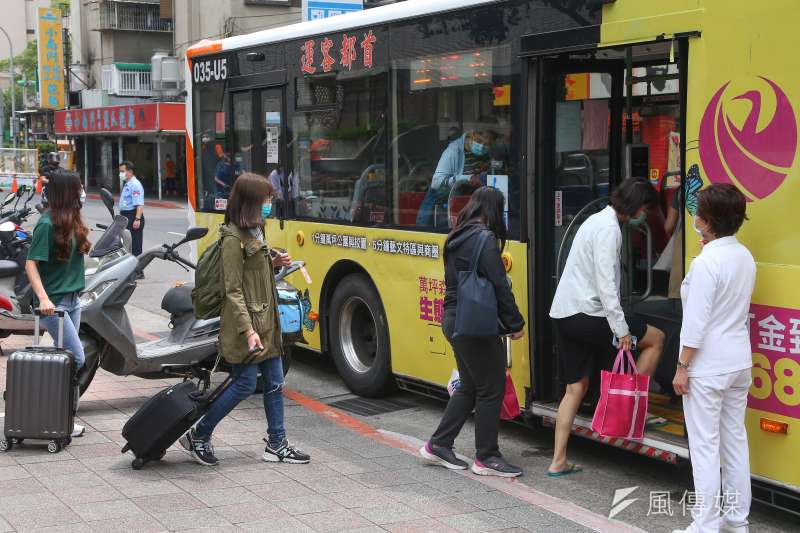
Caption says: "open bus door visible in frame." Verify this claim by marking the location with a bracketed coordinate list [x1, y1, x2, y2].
[528, 55, 689, 463]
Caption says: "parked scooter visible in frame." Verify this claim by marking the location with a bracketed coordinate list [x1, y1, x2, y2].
[0, 186, 39, 328]
[75, 189, 301, 394]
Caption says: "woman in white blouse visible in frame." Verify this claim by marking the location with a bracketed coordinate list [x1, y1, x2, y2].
[672, 184, 755, 533]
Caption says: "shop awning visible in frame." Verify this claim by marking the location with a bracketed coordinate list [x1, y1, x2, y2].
[54, 102, 184, 135]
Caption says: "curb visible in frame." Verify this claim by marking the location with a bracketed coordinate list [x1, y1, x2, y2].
[86, 193, 184, 210]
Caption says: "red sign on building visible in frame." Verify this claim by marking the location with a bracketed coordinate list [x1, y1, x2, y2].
[54, 103, 184, 135]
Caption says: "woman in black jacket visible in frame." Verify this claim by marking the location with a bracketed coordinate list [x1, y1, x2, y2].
[420, 187, 526, 477]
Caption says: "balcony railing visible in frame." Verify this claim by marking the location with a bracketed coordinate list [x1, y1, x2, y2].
[102, 64, 152, 97]
[98, 1, 172, 32]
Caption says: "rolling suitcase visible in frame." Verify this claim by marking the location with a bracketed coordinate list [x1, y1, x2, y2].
[120, 350, 258, 470]
[1, 310, 76, 454]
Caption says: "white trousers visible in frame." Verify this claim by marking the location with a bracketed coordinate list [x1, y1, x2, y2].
[683, 368, 752, 533]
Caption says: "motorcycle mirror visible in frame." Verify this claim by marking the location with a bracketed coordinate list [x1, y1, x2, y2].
[2, 193, 15, 208]
[100, 188, 115, 218]
[180, 227, 208, 245]
[0, 221, 16, 244]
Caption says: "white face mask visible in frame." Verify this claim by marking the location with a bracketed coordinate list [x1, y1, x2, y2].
[119, 171, 127, 182]
[79, 189, 86, 207]
[693, 217, 705, 237]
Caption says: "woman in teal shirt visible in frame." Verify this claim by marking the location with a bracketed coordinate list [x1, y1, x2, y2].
[25, 170, 91, 437]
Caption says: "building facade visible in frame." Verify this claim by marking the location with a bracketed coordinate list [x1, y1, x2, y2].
[60, 0, 303, 196]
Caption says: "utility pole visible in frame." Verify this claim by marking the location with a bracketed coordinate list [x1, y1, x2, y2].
[0, 27, 16, 149]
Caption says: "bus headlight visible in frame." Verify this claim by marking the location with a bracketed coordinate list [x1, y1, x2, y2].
[79, 280, 116, 308]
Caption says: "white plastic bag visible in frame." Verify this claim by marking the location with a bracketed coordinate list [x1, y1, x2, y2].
[447, 369, 461, 396]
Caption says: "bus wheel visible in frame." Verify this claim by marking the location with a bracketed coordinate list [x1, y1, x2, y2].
[329, 274, 391, 397]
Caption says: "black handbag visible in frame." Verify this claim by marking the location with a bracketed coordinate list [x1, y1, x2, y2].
[452, 231, 499, 338]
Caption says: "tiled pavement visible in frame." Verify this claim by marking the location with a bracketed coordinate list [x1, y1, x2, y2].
[0, 354, 615, 532]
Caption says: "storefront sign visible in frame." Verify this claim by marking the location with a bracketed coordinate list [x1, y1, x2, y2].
[54, 103, 185, 135]
[36, 8, 66, 109]
[302, 0, 363, 21]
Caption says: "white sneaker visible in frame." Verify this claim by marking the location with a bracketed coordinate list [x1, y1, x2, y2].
[71, 424, 85, 438]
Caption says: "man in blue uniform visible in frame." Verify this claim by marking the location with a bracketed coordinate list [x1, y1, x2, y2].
[119, 160, 145, 256]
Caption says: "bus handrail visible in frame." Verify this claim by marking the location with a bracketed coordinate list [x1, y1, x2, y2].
[555, 196, 610, 282]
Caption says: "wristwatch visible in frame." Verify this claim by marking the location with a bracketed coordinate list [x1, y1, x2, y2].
[677, 360, 690, 370]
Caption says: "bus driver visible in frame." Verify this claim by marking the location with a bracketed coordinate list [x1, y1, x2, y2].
[416, 129, 491, 228]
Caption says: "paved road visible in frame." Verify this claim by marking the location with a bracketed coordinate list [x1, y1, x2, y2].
[6, 199, 796, 532]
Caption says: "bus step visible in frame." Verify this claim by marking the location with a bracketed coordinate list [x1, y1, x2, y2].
[529, 402, 689, 464]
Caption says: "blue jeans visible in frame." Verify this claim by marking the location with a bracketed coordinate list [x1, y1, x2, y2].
[41, 292, 85, 370]
[196, 356, 286, 447]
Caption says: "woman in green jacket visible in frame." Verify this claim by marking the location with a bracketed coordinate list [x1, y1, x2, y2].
[180, 172, 310, 467]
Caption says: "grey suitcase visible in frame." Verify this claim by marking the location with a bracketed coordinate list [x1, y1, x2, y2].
[1, 310, 75, 454]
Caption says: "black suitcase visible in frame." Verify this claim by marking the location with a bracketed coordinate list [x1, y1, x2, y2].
[1, 311, 75, 454]
[120, 350, 257, 470]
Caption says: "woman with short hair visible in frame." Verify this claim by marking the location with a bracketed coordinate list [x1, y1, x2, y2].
[672, 184, 755, 533]
[548, 177, 665, 477]
[180, 172, 309, 467]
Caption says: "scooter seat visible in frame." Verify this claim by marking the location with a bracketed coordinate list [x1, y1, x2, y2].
[0, 260, 21, 278]
[161, 283, 195, 316]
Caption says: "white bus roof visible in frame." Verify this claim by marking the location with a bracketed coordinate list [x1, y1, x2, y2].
[200, 0, 498, 54]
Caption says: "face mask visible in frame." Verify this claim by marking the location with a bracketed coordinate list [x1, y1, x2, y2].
[693, 217, 705, 237]
[629, 211, 648, 226]
[119, 171, 126, 182]
[79, 189, 86, 207]
[262, 203, 272, 219]
[470, 141, 488, 157]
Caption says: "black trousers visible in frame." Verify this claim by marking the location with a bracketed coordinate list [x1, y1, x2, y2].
[121, 209, 145, 256]
[430, 312, 506, 461]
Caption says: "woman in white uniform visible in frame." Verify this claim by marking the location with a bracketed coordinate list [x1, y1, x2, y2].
[672, 183, 755, 533]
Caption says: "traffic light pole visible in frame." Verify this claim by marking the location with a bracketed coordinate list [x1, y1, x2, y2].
[0, 27, 16, 149]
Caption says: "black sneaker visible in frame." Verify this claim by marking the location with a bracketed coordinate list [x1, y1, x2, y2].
[471, 456, 522, 478]
[419, 442, 468, 470]
[262, 438, 310, 464]
[178, 428, 218, 466]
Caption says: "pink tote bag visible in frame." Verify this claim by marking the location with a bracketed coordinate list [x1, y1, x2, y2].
[591, 349, 649, 440]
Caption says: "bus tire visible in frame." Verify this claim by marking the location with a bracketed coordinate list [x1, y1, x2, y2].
[329, 274, 392, 397]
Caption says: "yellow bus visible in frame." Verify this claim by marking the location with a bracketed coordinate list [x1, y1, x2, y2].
[186, 0, 800, 514]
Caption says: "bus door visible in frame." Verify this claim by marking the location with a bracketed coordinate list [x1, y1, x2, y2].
[230, 87, 285, 180]
[531, 59, 624, 403]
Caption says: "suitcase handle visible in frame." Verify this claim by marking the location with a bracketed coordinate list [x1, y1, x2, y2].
[33, 309, 66, 349]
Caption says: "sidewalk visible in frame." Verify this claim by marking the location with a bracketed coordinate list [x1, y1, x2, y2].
[0, 335, 641, 532]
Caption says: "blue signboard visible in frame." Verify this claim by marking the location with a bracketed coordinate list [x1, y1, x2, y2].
[302, 0, 363, 21]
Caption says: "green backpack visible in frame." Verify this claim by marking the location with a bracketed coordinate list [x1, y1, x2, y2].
[191, 235, 224, 320]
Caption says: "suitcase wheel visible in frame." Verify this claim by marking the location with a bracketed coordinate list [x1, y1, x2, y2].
[47, 440, 63, 454]
[131, 457, 146, 470]
[0, 439, 10, 452]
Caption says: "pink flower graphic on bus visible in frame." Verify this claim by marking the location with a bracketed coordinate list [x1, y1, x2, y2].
[699, 76, 797, 200]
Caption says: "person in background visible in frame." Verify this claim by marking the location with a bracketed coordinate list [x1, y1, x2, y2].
[420, 186, 526, 478]
[671, 184, 755, 533]
[39, 152, 61, 206]
[548, 177, 665, 477]
[119, 160, 145, 257]
[180, 172, 310, 467]
[416, 130, 491, 228]
[25, 169, 91, 439]
[164, 154, 178, 197]
[214, 152, 236, 198]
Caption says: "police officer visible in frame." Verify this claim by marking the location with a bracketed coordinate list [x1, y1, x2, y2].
[118, 160, 145, 256]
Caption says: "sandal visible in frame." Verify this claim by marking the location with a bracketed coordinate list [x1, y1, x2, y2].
[547, 464, 583, 477]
